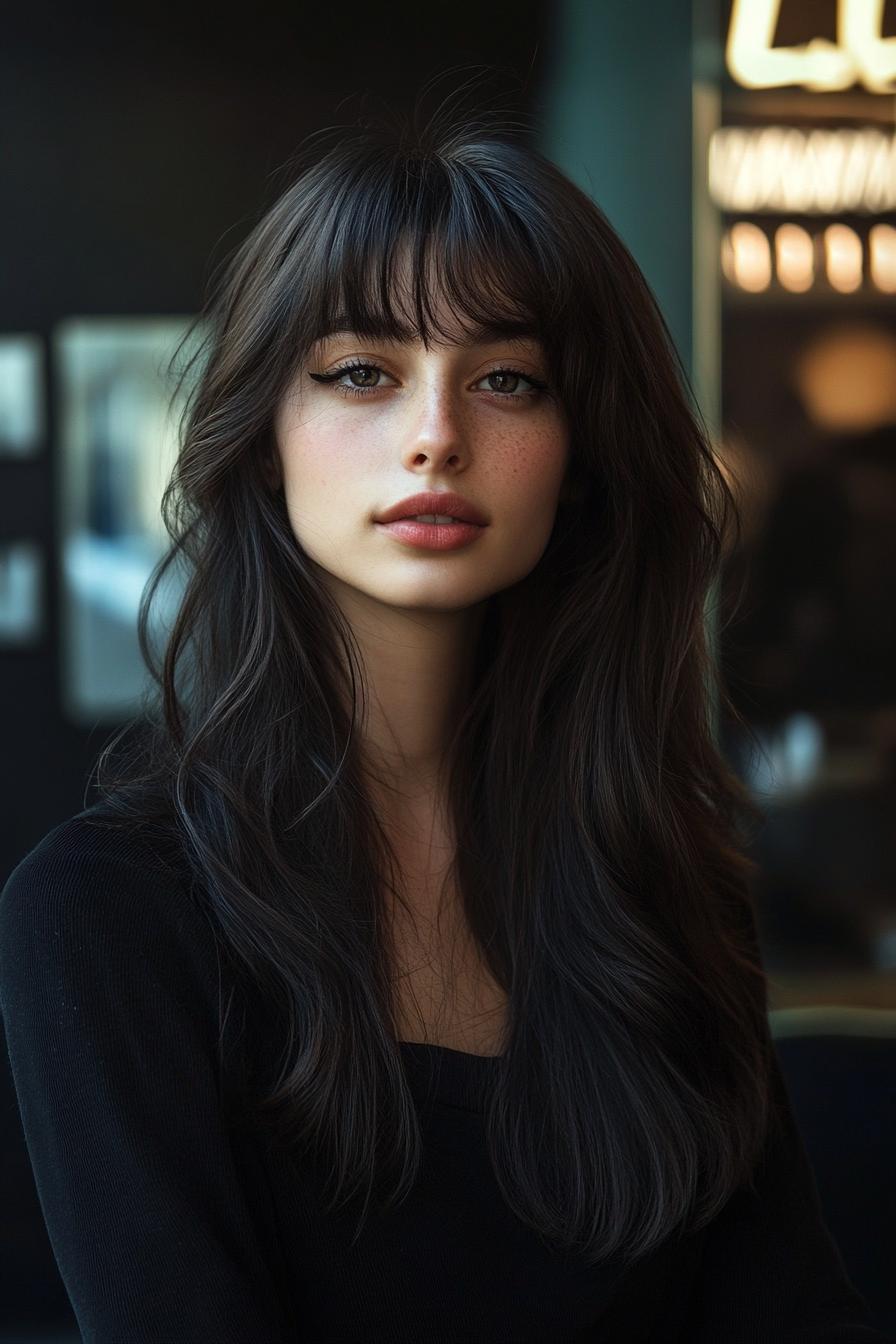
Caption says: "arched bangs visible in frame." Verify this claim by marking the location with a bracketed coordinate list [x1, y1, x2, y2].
[292, 146, 575, 372]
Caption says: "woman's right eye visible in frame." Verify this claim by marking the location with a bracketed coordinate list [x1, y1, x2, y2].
[307, 362, 392, 399]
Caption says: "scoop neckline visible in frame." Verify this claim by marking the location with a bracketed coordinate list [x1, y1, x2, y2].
[397, 1040, 504, 1061]
[397, 1039, 502, 1110]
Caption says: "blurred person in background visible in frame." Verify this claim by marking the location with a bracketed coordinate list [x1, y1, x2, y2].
[722, 419, 896, 973]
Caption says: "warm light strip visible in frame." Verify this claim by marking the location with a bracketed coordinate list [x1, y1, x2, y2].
[722, 221, 896, 293]
[709, 126, 896, 213]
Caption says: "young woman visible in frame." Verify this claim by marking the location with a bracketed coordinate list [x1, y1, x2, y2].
[0, 96, 885, 1342]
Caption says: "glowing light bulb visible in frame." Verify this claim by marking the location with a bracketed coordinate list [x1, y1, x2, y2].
[775, 224, 815, 292]
[824, 224, 863, 292]
[869, 223, 896, 292]
[726, 222, 772, 291]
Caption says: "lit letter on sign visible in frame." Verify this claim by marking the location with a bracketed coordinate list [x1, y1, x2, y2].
[727, 0, 896, 93]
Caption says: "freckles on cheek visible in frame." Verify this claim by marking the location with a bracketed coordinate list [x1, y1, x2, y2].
[500, 426, 567, 503]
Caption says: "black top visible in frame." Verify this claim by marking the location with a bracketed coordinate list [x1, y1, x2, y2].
[0, 807, 887, 1343]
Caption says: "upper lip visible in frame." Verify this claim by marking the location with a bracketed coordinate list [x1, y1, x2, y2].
[376, 492, 489, 525]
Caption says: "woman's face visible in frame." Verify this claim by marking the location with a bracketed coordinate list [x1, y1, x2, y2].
[272, 292, 570, 617]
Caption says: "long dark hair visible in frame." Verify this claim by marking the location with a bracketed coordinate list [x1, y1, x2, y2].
[90, 84, 774, 1270]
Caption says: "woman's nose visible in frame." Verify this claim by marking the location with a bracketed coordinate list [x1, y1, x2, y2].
[403, 379, 470, 466]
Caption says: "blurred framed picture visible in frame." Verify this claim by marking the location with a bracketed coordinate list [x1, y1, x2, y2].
[54, 317, 207, 724]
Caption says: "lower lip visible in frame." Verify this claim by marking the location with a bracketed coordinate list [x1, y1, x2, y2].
[375, 520, 487, 550]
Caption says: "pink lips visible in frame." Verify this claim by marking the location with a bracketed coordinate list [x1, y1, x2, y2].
[375, 491, 489, 526]
[375, 519, 486, 551]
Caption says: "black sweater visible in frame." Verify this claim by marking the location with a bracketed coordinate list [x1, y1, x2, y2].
[0, 807, 887, 1343]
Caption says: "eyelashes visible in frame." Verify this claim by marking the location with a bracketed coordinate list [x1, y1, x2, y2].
[307, 358, 551, 402]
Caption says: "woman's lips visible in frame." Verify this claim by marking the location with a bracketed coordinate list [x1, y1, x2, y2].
[374, 519, 487, 550]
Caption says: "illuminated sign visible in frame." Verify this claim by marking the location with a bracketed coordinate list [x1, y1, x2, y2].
[709, 126, 896, 212]
[727, 0, 896, 92]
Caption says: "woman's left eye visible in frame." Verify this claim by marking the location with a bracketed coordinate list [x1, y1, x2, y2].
[476, 368, 549, 398]
[307, 361, 549, 401]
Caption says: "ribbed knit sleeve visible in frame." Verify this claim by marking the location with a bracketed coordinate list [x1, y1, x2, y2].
[0, 817, 293, 1344]
[681, 1048, 887, 1342]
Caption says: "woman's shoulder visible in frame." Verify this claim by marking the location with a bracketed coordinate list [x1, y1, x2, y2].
[6, 799, 189, 886]
[0, 801, 211, 991]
